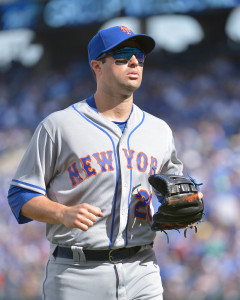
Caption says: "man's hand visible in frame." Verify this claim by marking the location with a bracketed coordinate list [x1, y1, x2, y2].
[60, 203, 104, 231]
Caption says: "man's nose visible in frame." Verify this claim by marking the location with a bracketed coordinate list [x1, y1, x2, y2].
[128, 55, 139, 66]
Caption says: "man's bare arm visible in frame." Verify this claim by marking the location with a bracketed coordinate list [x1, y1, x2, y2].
[21, 196, 104, 231]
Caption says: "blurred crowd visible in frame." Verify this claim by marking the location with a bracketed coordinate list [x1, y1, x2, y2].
[0, 49, 240, 300]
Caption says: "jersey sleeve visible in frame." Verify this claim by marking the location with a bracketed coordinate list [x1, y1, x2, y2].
[8, 185, 43, 224]
[161, 131, 183, 175]
[10, 122, 57, 194]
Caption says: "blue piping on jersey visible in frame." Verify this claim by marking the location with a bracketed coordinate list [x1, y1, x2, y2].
[11, 179, 46, 193]
[125, 111, 145, 247]
[72, 104, 119, 249]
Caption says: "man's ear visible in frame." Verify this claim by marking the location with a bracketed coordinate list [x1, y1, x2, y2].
[91, 60, 102, 75]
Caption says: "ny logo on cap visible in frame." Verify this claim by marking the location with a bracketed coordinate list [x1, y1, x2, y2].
[119, 26, 132, 35]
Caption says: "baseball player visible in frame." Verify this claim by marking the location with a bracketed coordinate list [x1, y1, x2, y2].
[8, 26, 183, 300]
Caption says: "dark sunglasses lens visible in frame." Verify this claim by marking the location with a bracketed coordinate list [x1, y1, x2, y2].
[112, 48, 145, 65]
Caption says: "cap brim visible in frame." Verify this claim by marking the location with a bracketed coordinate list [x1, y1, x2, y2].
[103, 34, 155, 55]
[126, 34, 155, 54]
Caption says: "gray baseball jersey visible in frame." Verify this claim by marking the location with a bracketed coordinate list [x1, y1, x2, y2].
[11, 98, 183, 250]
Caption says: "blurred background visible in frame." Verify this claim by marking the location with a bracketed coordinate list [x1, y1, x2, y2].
[0, 0, 240, 299]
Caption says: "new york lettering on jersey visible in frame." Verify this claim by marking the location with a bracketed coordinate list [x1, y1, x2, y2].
[67, 149, 161, 187]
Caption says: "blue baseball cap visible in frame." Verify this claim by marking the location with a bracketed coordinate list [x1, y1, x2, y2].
[88, 25, 155, 66]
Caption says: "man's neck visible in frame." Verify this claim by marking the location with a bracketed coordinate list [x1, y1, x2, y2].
[94, 92, 133, 122]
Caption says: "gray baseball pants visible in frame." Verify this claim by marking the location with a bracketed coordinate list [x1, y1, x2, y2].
[43, 245, 163, 300]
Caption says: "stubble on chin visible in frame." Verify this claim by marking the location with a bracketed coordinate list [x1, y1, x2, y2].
[122, 74, 142, 91]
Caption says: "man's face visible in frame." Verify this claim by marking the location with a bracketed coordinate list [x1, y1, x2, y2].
[94, 41, 144, 96]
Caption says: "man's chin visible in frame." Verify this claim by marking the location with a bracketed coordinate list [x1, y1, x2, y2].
[125, 80, 142, 92]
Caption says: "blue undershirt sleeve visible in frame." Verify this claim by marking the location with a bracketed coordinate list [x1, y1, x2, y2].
[8, 185, 43, 224]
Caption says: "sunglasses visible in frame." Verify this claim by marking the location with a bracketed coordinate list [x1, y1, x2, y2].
[97, 47, 145, 67]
